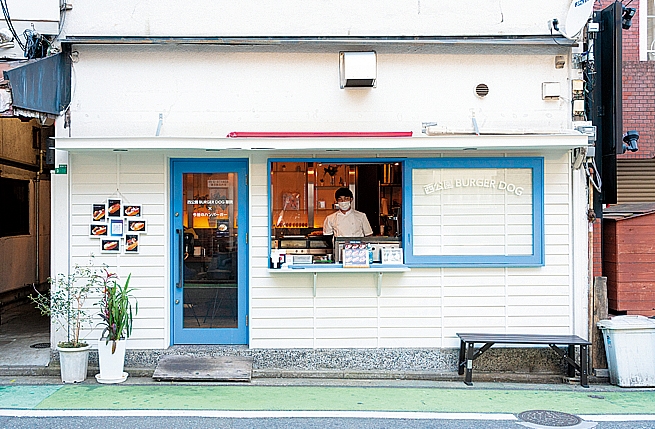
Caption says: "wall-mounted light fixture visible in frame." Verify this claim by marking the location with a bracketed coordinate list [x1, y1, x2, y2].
[339, 51, 376, 89]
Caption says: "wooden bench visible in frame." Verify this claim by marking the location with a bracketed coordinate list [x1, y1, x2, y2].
[456, 333, 591, 387]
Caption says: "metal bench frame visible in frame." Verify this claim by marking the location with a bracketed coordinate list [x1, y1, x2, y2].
[456, 333, 591, 387]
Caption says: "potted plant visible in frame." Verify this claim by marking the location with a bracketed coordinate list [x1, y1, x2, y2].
[29, 264, 100, 383]
[95, 270, 138, 383]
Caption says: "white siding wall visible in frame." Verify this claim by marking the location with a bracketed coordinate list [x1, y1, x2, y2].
[62, 149, 574, 350]
[68, 151, 168, 349]
[412, 167, 534, 256]
[249, 151, 572, 349]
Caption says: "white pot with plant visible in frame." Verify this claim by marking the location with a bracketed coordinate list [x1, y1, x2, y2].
[29, 264, 100, 383]
[95, 271, 137, 383]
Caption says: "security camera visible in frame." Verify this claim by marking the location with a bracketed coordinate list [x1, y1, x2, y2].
[622, 130, 639, 153]
[622, 6, 636, 30]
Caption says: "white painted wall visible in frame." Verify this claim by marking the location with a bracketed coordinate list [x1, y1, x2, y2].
[62, 0, 570, 37]
[67, 151, 169, 348]
[61, 148, 579, 350]
[249, 150, 577, 349]
[66, 46, 574, 139]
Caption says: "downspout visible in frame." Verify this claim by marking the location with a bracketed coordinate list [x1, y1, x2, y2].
[35, 148, 43, 287]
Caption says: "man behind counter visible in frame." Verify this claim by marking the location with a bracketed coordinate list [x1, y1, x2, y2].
[323, 187, 373, 238]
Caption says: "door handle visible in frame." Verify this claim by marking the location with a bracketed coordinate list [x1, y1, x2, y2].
[176, 228, 183, 289]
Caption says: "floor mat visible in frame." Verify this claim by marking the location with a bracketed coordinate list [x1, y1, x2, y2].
[152, 355, 252, 382]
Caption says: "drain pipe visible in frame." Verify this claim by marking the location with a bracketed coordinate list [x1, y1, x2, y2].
[34, 148, 43, 288]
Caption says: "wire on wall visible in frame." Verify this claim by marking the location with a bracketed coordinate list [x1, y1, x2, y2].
[585, 157, 602, 192]
[0, 0, 25, 51]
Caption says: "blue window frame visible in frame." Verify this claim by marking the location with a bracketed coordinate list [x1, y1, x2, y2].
[267, 157, 544, 268]
[403, 157, 544, 267]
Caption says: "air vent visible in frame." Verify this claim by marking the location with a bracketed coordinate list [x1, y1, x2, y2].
[340, 52, 377, 88]
[475, 83, 489, 97]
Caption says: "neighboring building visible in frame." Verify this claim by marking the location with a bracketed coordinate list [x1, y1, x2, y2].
[618, 0, 655, 201]
[0, 0, 61, 308]
[0, 115, 52, 302]
[51, 1, 592, 372]
[588, 2, 655, 316]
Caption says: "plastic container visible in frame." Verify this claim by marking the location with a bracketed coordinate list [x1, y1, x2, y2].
[597, 315, 655, 387]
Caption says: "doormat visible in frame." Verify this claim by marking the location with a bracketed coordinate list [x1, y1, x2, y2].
[152, 355, 252, 382]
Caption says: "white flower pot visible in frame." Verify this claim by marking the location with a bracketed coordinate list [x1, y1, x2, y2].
[57, 344, 91, 384]
[96, 338, 128, 383]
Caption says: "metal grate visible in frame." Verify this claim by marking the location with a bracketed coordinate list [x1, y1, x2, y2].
[30, 342, 50, 349]
[617, 159, 655, 203]
[475, 83, 489, 97]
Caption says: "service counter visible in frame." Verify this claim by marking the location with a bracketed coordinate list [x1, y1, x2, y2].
[268, 263, 410, 296]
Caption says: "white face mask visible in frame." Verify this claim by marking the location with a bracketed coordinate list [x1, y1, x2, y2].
[338, 201, 351, 211]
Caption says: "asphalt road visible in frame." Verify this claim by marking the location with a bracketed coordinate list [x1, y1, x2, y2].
[1, 416, 655, 429]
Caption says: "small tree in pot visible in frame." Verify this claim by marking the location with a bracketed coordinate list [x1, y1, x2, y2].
[29, 263, 101, 383]
[95, 270, 138, 383]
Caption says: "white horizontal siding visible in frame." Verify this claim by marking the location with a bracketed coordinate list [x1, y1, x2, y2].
[59, 150, 574, 350]
[412, 167, 534, 256]
[250, 152, 574, 349]
[66, 151, 168, 350]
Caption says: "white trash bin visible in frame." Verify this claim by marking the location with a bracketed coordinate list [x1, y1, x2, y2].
[597, 315, 655, 387]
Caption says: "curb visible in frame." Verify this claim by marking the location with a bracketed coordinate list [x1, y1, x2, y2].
[0, 365, 610, 386]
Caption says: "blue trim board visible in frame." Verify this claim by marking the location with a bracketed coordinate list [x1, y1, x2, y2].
[267, 156, 545, 269]
[403, 157, 545, 267]
[170, 158, 249, 345]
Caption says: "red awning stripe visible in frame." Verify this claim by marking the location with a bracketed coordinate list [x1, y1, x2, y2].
[227, 131, 413, 138]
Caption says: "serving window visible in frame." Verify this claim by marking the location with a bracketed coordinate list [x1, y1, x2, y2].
[268, 159, 403, 267]
[267, 157, 544, 269]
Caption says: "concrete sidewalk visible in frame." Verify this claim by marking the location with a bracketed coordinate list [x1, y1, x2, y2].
[1, 376, 654, 417]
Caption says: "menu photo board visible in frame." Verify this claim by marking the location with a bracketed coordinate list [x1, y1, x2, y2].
[381, 248, 404, 265]
[342, 241, 369, 268]
[89, 198, 147, 254]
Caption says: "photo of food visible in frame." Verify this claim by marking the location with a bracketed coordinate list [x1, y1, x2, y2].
[92, 204, 106, 221]
[90, 223, 108, 237]
[127, 220, 147, 233]
[124, 234, 139, 253]
[216, 221, 229, 237]
[107, 199, 122, 217]
[100, 239, 120, 253]
[123, 205, 141, 217]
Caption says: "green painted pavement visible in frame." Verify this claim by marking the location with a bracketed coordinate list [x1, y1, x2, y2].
[30, 385, 655, 414]
[0, 385, 62, 409]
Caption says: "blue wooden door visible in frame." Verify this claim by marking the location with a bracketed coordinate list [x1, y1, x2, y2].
[171, 159, 248, 344]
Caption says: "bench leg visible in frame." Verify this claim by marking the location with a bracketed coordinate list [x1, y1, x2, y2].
[580, 344, 589, 388]
[458, 340, 466, 375]
[567, 345, 576, 378]
[464, 342, 475, 386]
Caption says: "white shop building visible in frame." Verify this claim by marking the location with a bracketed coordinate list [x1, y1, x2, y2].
[50, 0, 591, 368]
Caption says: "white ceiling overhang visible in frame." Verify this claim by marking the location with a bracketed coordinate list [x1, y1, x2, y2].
[55, 133, 588, 152]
